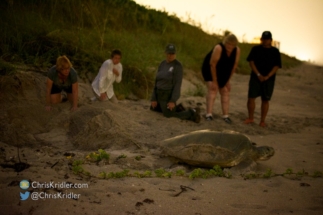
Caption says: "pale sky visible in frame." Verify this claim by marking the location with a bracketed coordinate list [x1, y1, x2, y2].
[134, 0, 323, 65]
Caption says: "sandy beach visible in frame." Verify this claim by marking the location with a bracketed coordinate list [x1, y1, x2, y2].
[0, 63, 322, 215]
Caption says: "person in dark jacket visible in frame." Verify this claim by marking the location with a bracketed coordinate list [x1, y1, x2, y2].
[150, 44, 200, 123]
[244, 31, 282, 127]
[202, 34, 240, 123]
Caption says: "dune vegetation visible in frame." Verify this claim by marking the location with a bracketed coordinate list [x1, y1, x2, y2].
[0, 0, 301, 99]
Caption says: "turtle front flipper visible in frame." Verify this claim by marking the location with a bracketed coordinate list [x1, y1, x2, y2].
[255, 146, 275, 161]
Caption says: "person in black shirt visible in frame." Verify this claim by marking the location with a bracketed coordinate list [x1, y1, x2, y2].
[150, 44, 200, 123]
[201, 34, 240, 123]
[244, 31, 282, 127]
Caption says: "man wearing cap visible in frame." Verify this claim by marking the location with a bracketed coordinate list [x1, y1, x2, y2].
[150, 44, 200, 123]
[244, 31, 282, 127]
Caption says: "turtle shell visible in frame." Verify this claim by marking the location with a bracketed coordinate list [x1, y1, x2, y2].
[162, 130, 256, 168]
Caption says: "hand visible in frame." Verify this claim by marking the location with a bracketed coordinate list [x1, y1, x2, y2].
[45, 105, 51, 111]
[211, 81, 219, 91]
[167, 102, 175, 111]
[112, 68, 119, 76]
[100, 93, 107, 101]
[258, 75, 266, 82]
[151, 101, 157, 109]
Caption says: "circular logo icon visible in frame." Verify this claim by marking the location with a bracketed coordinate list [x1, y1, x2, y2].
[20, 180, 30, 189]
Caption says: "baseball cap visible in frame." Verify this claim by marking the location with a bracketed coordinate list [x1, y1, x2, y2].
[261, 31, 272, 40]
[165, 44, 176, 54]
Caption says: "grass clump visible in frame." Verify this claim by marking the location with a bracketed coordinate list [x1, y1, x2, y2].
[0, 59, 16, 76]
[189, 165, 231, 179]
[133, 171, 152, 178]
[175, 169, 186, 176]
[86, 149, 110, 163]
[72, 160, 84, 174]
[154, 168, 172, 178]
[186, 83, 206, 97]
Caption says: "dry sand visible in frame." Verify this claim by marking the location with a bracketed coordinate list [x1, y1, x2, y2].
[0, 63, 322, 215]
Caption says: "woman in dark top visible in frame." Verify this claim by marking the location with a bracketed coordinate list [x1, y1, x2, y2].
[45, 55, 78, 111]
[150, 44, 200, 123]
[202, 34, 240, 123]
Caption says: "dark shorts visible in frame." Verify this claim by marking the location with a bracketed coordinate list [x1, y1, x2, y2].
[248, 76, 275, 101]
[51, 84, 72, 94]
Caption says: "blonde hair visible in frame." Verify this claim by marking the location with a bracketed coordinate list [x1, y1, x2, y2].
[223, 34, 238, 46]
[56, 55, 72, 71]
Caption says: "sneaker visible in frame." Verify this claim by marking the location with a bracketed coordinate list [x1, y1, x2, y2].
[206, 116, 213, 121]
[194, 107, 201, 114]
[223, 117, 232, 124]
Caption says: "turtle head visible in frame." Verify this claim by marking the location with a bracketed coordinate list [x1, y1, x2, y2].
[255, 146, 275, 161]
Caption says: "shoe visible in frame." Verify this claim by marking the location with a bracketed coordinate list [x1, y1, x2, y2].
[194, 107, 201, 114]
[243, 118, 254, 124]
[191, 108, 201, 123]
[223, 117, 232, 124]
[205, 115, 213, 121]
[175, 103, 186, 112]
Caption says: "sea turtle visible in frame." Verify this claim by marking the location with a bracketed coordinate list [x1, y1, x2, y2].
[161, 130, 274, 168]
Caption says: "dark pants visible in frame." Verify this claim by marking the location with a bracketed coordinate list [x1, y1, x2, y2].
[151, 89, 193, 120]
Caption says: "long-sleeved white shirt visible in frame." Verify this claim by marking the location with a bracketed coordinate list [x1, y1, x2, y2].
[92, 59, 122, 99]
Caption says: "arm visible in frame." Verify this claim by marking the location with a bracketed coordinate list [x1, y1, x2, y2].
[98, 61, 110, 94]
[210, 45, 221, 87]
[71, 82, 78, 111]
[264, 50, 281, 81]
[170, 63, 183, 103]
[114, 65, 122, 83]
[45, 78, 53, 111]
[229, 47, 240, 79]
[264, 66, 280, 81]
[249, 61, 266, 82]
[150, 81, 158, 108]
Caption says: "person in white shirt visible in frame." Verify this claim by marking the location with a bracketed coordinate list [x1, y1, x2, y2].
[92, 49, 122, 103]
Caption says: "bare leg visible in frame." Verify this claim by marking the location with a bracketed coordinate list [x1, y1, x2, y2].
[67, 93, 73, 103]
[219, 86, 230, 116]
[260, 100, 269, 126]
[245, 98, 256, 123]
[109, 95, 118, 103]
[50, 93, 62, 104]
[206, 81, 217, 115]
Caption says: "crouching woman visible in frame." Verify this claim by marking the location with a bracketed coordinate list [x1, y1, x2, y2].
[45, 55, 78, 111]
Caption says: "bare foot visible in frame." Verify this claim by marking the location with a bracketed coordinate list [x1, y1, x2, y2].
[243, 118, 254, 124]
[259, 122, 267, 127]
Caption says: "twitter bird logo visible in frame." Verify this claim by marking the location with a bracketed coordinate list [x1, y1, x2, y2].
[20, 191, 30, 200]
